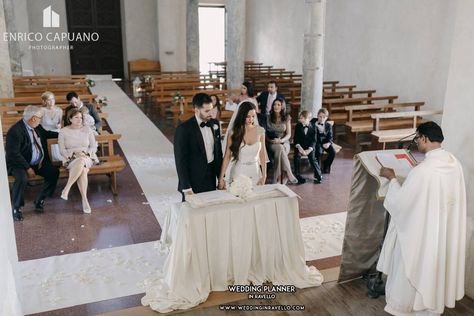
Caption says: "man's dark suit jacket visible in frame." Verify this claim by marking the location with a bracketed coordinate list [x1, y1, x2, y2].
[64, 103, 101, 131]
[256, 92, 286, 115]
[174, 116, 223, 193]
[293, 122, 316, 150]
[5, 120, 58, 172]
[310, 118, 333, 155]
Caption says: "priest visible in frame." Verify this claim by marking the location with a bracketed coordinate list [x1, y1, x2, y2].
[378, 121, 466, 316]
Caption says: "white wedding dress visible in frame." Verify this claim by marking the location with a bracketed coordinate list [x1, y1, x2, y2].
[228, 126, 265, 185]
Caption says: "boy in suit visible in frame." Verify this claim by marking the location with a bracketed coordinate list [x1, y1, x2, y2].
[293, 111, 322, 184]
[311, 108, 336, 175]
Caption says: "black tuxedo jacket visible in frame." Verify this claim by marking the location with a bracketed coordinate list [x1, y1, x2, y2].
[5, 120, 58, 171]
[64, 103, 101, 131]
[256, 92, 286, 115]
[310, 118, 333, 154]
[293, 122, 316, 150]
[174, 116, 223, 193]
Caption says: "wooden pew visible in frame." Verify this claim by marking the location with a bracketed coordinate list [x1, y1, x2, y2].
[0, 94, 98, 106]
[128, 59, 161, 80]
[344, 102, 425, 150]
[6, 133, 126, 195]
[370, 110, 443, 149]
[324, 95, 399, 124]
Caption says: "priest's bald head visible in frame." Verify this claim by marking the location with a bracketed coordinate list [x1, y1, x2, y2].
[415, 121, 444, 153]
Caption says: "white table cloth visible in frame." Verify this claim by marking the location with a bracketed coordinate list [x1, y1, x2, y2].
[142, 188, 323, 313]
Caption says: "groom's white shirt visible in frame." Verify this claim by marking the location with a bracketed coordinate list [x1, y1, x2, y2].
[195, 114, 214, 163]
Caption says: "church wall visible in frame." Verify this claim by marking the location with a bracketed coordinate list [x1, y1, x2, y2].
[441, 0, 474, 299]
[0, 121, 22, 315]
[245, 0, 306, 77]
[26, 0, 71, 75]
[13, 0, 33, 74]
[245, 0, 456, 113]
[122, 0, 160, 78]
[157, 0, 186, 71]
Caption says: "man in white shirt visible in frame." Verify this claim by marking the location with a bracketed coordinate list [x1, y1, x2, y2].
[378, 121, 466, 315]
[174, 93, 223, 201]
[256, 81, 286, 115]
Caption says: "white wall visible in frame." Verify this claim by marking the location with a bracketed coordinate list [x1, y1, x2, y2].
[27, 0, 71, 75]
[245, 0, 306, 73]
[0, 120, 23, 315]
[245, 0, 457, 112]
[441, 0, 474, 299]
[122, 0, 160, 78]
[157, 0, 186, 71]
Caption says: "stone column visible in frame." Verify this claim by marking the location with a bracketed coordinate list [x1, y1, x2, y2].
[226, 0, 245, 90]
[186, 0, 199, 72]
[0, 0, 14, 98]
[2, 0, 22, 76]
[301, 0, 326, 114]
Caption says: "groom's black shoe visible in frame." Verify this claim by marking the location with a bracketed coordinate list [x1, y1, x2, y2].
[12, 208, 24, 221]
[296, 175, 306, 184]
[34, 200, 45, 213]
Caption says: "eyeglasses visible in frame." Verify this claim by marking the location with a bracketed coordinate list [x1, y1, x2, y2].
[413, 134, 423, 144]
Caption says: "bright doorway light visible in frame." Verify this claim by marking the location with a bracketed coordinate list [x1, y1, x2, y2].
[199, 6, 225, 74]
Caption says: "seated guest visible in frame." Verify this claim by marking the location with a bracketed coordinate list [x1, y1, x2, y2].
[64, 91, 101, 132]
[6, 105, 59, 221]
[40, 91, 62, 161]
[266, 98, 298, 184]
[293, 110, 322, 184]
[226, 80, 257, 111]
[210, 94, 221, 121]
[256, 81, 286, 115]
[311, 108, 335, 174]
[58, 109, 98, 214]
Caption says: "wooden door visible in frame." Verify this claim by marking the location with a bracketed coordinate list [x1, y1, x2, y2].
[66, 0, 124, 78]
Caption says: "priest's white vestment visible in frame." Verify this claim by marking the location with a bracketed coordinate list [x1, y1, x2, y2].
[377, 148, 466, 316]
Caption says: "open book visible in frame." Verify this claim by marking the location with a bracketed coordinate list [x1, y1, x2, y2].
[357, 149, 417, 199]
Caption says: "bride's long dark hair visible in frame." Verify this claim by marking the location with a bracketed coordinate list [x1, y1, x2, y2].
[230, 102, 257, 161]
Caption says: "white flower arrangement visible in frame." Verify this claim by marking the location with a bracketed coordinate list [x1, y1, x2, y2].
[229, 175, 253, 198]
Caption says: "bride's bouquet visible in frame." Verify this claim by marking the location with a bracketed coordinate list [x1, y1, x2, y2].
[228, 175, 253, 198]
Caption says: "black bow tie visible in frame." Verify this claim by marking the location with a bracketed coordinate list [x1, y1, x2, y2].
[303, 125, 308, 129]
[200, 121, 212, 128]
[317, 122, 324, 126]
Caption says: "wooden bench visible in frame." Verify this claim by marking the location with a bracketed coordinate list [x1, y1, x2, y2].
[324, 95, 399, 124]
[370, 110, 443, 149]
[0, 94, 98, 106]
[6, 133, 126, 194]
[128, 59, 161, 80]
[343, 102, 425, 150]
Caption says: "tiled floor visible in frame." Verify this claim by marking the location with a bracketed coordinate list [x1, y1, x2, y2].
[13, 141, 161, 261]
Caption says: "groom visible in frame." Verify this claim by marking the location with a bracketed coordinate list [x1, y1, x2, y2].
[174, 93, 223, 201]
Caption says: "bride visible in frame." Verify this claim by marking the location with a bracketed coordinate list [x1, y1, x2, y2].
[218, 102, 267, 189]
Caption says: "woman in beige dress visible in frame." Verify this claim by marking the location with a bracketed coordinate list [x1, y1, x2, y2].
[266, 98, 298, 184]
[58, 109, 98, 213]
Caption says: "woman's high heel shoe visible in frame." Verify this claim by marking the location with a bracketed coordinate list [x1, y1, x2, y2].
[61, 190, 68, 201]
[82, 200, 92, 214]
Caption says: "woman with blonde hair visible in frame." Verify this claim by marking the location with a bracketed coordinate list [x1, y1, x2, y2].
[40, 91, 63, 161]
[58, 109, 98, 213]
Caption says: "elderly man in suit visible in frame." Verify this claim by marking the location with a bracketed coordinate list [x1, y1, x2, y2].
[174, 93, 223, 201]
[6, 105, 59, 221]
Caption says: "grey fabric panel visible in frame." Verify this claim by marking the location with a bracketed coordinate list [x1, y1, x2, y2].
[338, 155, 387, 282]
